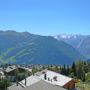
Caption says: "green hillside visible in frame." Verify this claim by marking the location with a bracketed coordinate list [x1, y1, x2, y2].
[0, 31, 85, 65]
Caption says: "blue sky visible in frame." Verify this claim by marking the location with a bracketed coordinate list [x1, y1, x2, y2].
[0, 0, 90, 35]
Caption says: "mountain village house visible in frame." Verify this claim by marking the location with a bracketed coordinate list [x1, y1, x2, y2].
[4, 65, 32, 81]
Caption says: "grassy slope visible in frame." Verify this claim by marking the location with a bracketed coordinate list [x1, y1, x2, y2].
[75, 81, 90, 90]
[0, 35, 85, 65]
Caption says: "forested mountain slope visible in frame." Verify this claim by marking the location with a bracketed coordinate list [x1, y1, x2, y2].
[0, 31, 85, 65]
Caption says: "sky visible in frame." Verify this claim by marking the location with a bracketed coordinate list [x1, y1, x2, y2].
[0, 0, 90, 35]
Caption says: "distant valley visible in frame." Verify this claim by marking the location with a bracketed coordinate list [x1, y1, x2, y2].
[52, 34, 90, 59]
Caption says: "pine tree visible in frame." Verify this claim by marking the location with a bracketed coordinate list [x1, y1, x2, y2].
[61, 64, 66, 75]
[71, 62, 77, 76]
[88, 62, 90, 72]
[54, 64, 59, 73]
[66, 65, 70, 75]
[83, 61, 88, 73]
[76, 59, 85, 81]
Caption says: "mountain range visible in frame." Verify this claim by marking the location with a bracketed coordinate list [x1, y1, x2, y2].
[52, 34, 90, 59]
[0, 31, 85, 65]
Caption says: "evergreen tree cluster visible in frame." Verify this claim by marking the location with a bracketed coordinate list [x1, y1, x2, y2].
[0, 77, 11, 90]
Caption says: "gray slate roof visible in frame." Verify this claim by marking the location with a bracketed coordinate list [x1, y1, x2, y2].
[8, 83, 23, 90]
[21, 80, 66, 90]
[8, 80, 66, 90]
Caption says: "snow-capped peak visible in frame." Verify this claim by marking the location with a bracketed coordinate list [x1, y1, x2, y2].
[61, 35, 67, 38]
[51, 33, 80, 40]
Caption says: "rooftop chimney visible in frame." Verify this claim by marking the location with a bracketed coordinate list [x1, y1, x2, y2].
[25, 78, 27, 86]
[44, 73, 47, 80]
[16, 80, 18, 86]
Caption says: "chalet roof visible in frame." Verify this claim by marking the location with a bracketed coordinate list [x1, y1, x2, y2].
[20, 69, 74, 87]
[8, 83, 23, 90]
[21, 80, 66, 90]
[39, 70, 72, 87]
[5, 66, 30, 73]
[20, 75, 40, 86]
[35, 69, 47, 76]
[22, 67, 32, 72]
[5, 65, 17, 73]
[8, 75, 40, 90]
[8, 77, 66, 90]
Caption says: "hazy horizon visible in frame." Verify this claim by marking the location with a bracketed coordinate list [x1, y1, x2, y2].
[0, 30, 90, 36]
